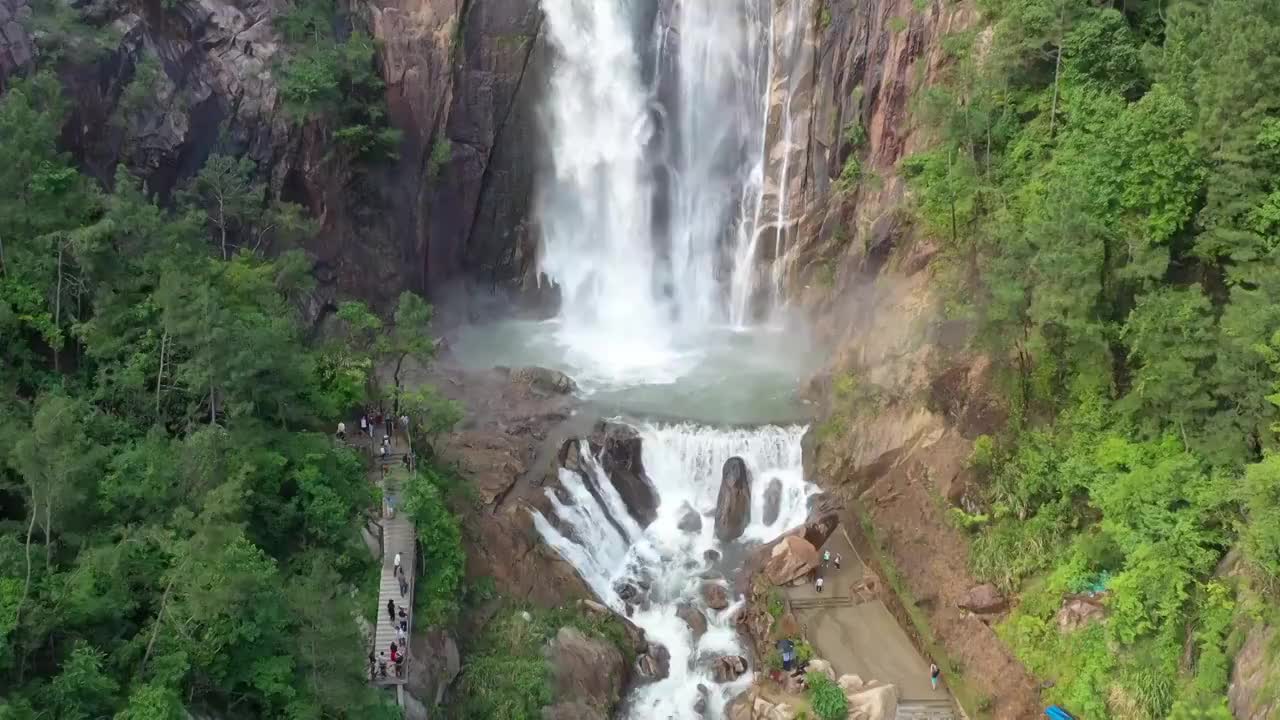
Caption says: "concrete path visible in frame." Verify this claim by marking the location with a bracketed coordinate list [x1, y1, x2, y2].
[785, 528, 951, 705]
[368, 435, 416, 688]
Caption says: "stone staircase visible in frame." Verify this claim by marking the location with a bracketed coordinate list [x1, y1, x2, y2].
[895, 699, 957, 720]
[370, 456, 415, 687]
[789, 595, 854, 610]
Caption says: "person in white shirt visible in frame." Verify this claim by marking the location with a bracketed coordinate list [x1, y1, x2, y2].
[394, 552, 402, 576]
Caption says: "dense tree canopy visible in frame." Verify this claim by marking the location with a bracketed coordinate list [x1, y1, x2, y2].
[0, 69, 440, 718]
[904, 0, 1280, 716]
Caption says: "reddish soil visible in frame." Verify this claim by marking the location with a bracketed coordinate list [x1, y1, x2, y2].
[850, 440, 1042, 719]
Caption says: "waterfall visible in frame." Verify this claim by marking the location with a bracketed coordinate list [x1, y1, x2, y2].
[533, 422, 815, 720]
[536, 0, 808, 379]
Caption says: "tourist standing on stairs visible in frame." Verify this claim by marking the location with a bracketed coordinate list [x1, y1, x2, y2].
[387, 599, 396, 625]
[930, 662, 941, 690]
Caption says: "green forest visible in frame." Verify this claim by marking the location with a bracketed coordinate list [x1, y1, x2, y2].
[905, 0, 1280, 716]
[0, 66, 467, 718]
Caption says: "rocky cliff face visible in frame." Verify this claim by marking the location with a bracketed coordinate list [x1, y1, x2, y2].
[764, 0, 1042, 716]
[0, 0, 544, 311]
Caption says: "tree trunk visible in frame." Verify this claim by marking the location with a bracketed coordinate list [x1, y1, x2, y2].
[53, 244, 63, 373]
[1049, 8, 1064, 138]
[15, 498, 37, 629]
[155, 330, 168, 418]
[140, 575, 176, 674]
[219, 196, 228, 260]
[44, 499, 52, 571]
[0, 232, 7, 276]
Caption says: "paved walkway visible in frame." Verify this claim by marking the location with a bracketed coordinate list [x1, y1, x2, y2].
[365, 429, 416, 688]
[784, 527, 951, 705]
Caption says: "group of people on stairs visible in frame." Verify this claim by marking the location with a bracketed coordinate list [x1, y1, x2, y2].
[371, 597, 412, 680]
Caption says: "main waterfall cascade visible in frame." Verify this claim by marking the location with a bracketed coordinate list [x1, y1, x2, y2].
[522, 1, 822, 716]
[536, 0, 813, 370]
[533, 424, 816, 719]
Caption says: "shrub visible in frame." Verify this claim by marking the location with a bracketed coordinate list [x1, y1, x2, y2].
[767, 589, 785, 619]
[807, 673, 848, 720]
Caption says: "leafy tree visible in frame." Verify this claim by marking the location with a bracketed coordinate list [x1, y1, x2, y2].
[403, 468, 465, 625]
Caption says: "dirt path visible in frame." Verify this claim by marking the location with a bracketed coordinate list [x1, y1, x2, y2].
[785, 529, 949, 703]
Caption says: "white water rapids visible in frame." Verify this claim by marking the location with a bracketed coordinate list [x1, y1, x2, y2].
[533, 423, 816, 719]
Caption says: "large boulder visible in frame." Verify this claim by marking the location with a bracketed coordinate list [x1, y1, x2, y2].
[807, 657, 836, 682]
[678, 603, 708, 639]
[710, 655, 749, 682]
[545, 627, 624, 712]
[715, 457, 753, 541]
[764, 535, 819, 586]
[959, 583, 1007, 614]
[635, 642, 671, 682]
[406, 628, 461, 707]
[846, 682, 899, 720]
[512, 366, 578, 395]
[703, 582, 730, 610]
[592, 422, 659, 526]
[762, 478, 783, 525]
[801, 492, 842, 549]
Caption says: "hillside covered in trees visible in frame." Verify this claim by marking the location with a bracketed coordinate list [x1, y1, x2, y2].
[0, 68, 459, 717]
[905, 0, 1280, 716]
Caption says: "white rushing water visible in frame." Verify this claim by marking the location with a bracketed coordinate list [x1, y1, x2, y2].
[533, 423, 816, 719]
[529, 1, 818, 716]
[535, 0, 810, 383]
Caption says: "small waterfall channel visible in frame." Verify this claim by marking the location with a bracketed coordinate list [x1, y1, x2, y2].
[532, 424, 816, 718]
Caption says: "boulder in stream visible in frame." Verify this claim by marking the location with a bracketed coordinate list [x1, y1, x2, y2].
[634, 642, 671, 683]
[715, 457, 752, 541]
[678, 504, 703, 533]
[709, 654, 749, 682]
[702, 582, 730, 610]
[762, 477, 782, 525]
[677, 603, 708, 639]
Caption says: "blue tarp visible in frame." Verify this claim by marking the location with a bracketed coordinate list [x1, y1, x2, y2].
[1045, 706, 1075, 720]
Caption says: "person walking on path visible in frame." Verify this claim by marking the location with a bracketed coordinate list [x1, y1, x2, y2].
[834, 553, 842, 570]
[399, 573, 408, 597]
[396, 625, 406, 645]
[398, 608, 408, 633]
[377, 652, 388, 679]
[337, 421, 346, 440]
[394, 552, 402, 576]
[385, 414, 394, 439]
[822, 549, 831, 567]
[360, 414, 369, 437]
[929, 662, 941, 690]
[387, 599, 396, 625]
